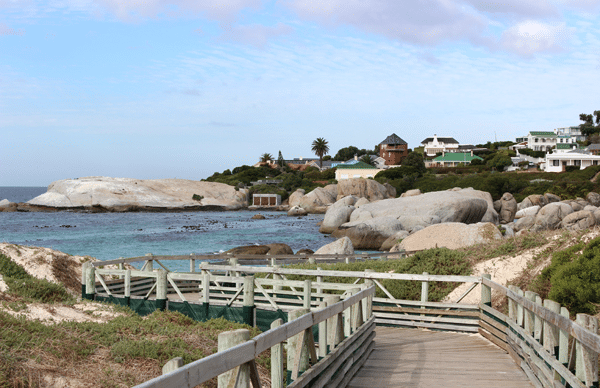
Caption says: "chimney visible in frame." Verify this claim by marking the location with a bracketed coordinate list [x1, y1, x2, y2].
[470, 150, 473, 157]
[442, 150, 445, 157]
[354, 154, 358, 161]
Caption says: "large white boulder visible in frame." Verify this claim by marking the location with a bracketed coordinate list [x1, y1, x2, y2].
[393, 222, 502, 252]
[27, 177, 247, 211]
[297, 187, 337, 213]
[336, 178, 395, 202]
[532, 202, 574, 231]
[314, 237, 354, 255]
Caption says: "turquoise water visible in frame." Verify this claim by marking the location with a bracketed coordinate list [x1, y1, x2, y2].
[0, 187, 330, 265]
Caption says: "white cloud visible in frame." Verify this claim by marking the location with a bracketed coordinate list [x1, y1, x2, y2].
[500, 20, 574, 56]
[218, 22, 293, 48]
[461, 0, 558, 18]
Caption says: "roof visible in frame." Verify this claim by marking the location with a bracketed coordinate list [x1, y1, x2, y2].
[336, 161, 378, 169]
[433, 153, 483, 162]
[587, 144, 600, 150]
[530, 131, 556, 137]
[556, 143, 578, 149]
[380, 133, 407, 145]
[421, 137, 459, 144]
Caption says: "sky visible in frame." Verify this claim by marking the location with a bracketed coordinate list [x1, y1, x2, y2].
[1, 0, 600, 186]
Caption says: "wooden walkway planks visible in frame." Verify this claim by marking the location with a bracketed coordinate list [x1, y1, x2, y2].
[348, 327, 534, 388]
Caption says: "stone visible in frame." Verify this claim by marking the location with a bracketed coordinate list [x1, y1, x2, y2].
[296, 249, 314, 255]
[401, 189, 422, 198]
[354, 197, 370, 207]
[27, 177, 247, 211]
[314, 237, 354, 255]
[251, 214, 266, 220]
[560, 210, 596, 231]
[532, 202, 574, 231]
[544, 193, 561, 203]
[225, 245, 271, 255]
[384, 183, 397, 198]
[331, 217, 406, 250]
[562, 200, 583, 212]
[380, 230, 410, 251]
[515, 206, 540, 219]
[336, 178, 394, 202]
[584, 205, 598, 212]
[0, 199, 17, 212]
[394, 222, 502, 252]
[323, 184, 338, 199]
[586, 192, 600, 207]
[499, 192, 517, 224]
[320, 205, 356, 234]
[513, 215, 535, 232]
[297, 187, 336, 213]
[397, 215, 441, 233]
[500, 224, 515, 237]
[332, 195, 359, 207]
[0, 199, 13, 207]
[493, 200, 502, 213]
[266, 243, 294, 255]
[459, 187, 498, 224]
[288, 189, 306, 208]
[349, 208, 373, 222]
[520, 194, 548, 210]
[287, 206, 308, 216]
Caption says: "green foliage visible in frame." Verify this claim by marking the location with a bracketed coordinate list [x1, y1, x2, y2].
[205, 165, 281, 186]
[311, 137, 330, 168]
[530, 237, 600, 315]
[486, 152, 513, 171]
[359, 154, 373, 165]
[0, 254, 30, 280]
[518, 148, 546, 158]
[259, 153, 273, 163]
[401, 152, 426, 174]
[277, 151, 285, 167]
[192, 194, 204, 201]
[282, 248, 470, 302]
[579, 110, 600, 136]
[476, 141, 516, 150]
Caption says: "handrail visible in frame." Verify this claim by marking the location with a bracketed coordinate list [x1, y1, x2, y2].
[134, 286, 376, 388]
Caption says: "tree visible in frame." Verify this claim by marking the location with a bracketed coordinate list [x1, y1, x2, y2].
[311, 138, 330, 168]
[579, 111, 600, 136]
[486, 153, 512, 171]
[277, 151, 285, 167]
[260, 153, 273, 163]
[401, 152, 426, 174]
[359, 154, 373, 165]
[333, 146, 360, 161]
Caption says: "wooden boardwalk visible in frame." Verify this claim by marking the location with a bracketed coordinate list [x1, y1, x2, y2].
[348, 327, 533, 388]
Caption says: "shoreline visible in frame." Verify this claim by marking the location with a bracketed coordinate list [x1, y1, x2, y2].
[1, 202, 291, 213]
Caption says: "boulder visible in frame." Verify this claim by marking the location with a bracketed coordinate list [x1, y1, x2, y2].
[332, 195, 359, 207]
[380, 230, 410, 251]
[397, 215, 441, 233]
[226, 245, 271, 255]
[27, 177, 248, 211]
[331, 217, 405, 250]
[560, 211, 596, 231]
[298, 187, 336, 213]
[515, 206, 540, 219]
[314, 237, 354, 255]
[266, 243, 294, 255]
[323, 184, 338, 199]
[296, 248, 314, 255]
[336, 179, 394, 202]
[288, 189, 306, 208]
[320, 205, 356, 233]
[562, 200, 584, 212]
[0, 199, 13, 207]
[349, 208, 373, 222]
[514, 215, 535, 232]
[0, 199, 17, 212]
[544, 193, 561, 203]
[401, 189, 422, 198]
[584, 205, 598, 212]
[251, 214, 266, 220]
[499, 192, 517, 224]
[354, 197, 370, 207]
[532, 202, 574, 231]
[586, 192, 600, 207]
[493, 200, 502, 213]
[520, 194, 549, 210]
[500, 224, 515, 237]
[394, 222, 502, 252]
[287, 206, 308, 216]
[384, 183, 397, 198]
[459, 188, 498, 224]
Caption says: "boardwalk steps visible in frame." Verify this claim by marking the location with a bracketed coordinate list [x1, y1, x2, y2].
[81, 253, 600, 387]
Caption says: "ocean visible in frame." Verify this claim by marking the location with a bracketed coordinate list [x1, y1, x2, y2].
[0, 187, 330, 264]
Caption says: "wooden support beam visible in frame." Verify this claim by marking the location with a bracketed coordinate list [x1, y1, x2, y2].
[218, 329, 251, 388]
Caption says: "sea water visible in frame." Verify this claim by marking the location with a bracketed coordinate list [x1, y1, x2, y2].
[0, 187, 330, 265]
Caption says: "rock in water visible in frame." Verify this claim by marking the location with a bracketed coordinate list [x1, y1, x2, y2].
[297, 187, 336, 213]
[225, 245, 271, 255]
[287, 206, 308, 216]
[331, 217, 405, 250]
[27, 177, 247, 211]
[394, 222, 502, 251]
[251, 214, 266, 220]
[314, 237, 354, 255]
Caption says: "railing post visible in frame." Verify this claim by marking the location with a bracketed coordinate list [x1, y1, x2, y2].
[118, 260, 124, 279]
[347, 288, 360, 335]
[156, 269, 167, 311]
[124, 269, 131, 304]
[287, 308, 310, 381]
[81, 261, 88, 298]
[202, 272, 210, 318]
[559, 307, 570, 367]
[189, 254, 195, 273]
[364, 270, 374, 319]
[508, 285, 518, 323]
[84, 263, 95, 300]
[162, 357, 183, 375]
[318, 301, 328, 357]
[145, 253, 153, 271]
[308, 257, 316, 265]
[273, 265, 282, 293]
[543, 299, 561, 356]
[271, 319, 284, 388]
[481, 274, 491, 307]
[534, 295, 543, 341]
[524, 291, 537, 335]
[218, 329, 250, 388]
[576, 314, 599, 387]
[303, 280, 312, 310]
[316, 267, 323, 296]
[325, 295, 342, 350]
[243, 276, 255, 327]
[421, 272, 429, 307]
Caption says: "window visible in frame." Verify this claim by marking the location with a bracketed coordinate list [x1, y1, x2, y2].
[553, 160, 560, 166]
[341, 174, 348, 179]
[535, 138, 539, 143]
[560, 139, 563, 143]
[594, 161, 598, 166]
[574, 160, 581, 166]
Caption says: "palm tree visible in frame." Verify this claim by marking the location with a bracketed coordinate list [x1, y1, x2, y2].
[311, 138, 329, 168]
[360, 154, 373, 166]
[260, 153, 273, 163]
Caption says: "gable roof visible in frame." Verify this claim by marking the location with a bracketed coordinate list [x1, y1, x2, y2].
[336, 161, 377, 169]
[380, 133, 407, 145]
[587, 144, 600, 151]
[433, 153, 483, 162]
[530, 131, 556, 137]
[421, 137, 459, 144]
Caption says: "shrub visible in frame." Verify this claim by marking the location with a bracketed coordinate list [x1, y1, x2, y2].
[0, 254, 29, 280]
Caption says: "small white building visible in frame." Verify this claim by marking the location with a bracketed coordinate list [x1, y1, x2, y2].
[334, 161, 383, 180]
[545, 151, 600, 172]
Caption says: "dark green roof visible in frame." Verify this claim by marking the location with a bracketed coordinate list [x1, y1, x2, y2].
[336, 161, 377, 169]
[556, 143, 578, 149]
[433, 153, 483, 162]
[530, 131, 556, 137]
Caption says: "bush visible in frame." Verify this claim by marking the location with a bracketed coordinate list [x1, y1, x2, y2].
[0, 254, 29, 280]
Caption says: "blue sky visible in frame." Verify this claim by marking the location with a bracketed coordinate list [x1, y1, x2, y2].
[1, 0, 600, 186]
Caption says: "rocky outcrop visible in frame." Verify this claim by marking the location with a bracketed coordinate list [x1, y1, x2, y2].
[587, 192, 600, 207]
[380, 230, 410, 251]
[393, 222, 502, 252]
[401, 189, 421, 198]
[320, 204, 356, 234]
[251, 214, 266, 220]
[354, 197, 370, 207]
[296, 248, 314, 255]
[0, 199, 17, 212]
[532, 202, 574, 231]
[515, 206, 540, 219]
[297, 187, 337, 213]
[519, 194, 549, 210]
[288, 189, 305, 208]
[225, 243, 294, 255]
[314, 237, 354, 255]
[545, 193, 561, 203]
[265, 243, 294, 255]
[26, 177, 247, 212]
[514, 215, 535, 232]
[499, 192, 517, 224]
[560, 211, 596, 231]
[331, 217, 405, 250]
[336, 179, 395, 202]
[287, 206, 308, 216]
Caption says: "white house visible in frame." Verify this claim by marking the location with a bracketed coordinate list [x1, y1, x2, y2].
[420, 135, 460, 156]
[334, 161, 383, 180]
[545, 150, 600, 172]
[517, 130, 578, 152]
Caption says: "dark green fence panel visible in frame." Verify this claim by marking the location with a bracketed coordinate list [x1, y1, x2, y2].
[256, 309, 287, 332]
[129, 298, 160, 316]
[168, 301, 208, 322]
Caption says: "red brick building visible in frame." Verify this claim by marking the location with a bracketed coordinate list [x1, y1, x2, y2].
[379, 133, 409, 165]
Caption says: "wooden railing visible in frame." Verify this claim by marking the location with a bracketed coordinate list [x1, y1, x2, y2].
[83, 254, 600, 388]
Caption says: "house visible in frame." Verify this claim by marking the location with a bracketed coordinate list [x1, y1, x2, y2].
[251, 194, 281, 207]
[554, 143, 579, 153]
[334, 161, 383, 180]
[420, 135, 459, 157]
[586, 144, 600, 155]
[332, 155, 386, 169]
[427, 152, 483, 167]
[515, 130, 578, 152]
[379, 133, 408, 165]
[546, 150, 600, 172]
[556, 126, 586, 142]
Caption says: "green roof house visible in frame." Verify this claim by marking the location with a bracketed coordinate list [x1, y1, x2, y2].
[431, 152, 483, 167]
[335, 161, 383, 180]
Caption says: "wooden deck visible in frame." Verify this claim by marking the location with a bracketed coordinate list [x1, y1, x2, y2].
[348, 327, 534, 388]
